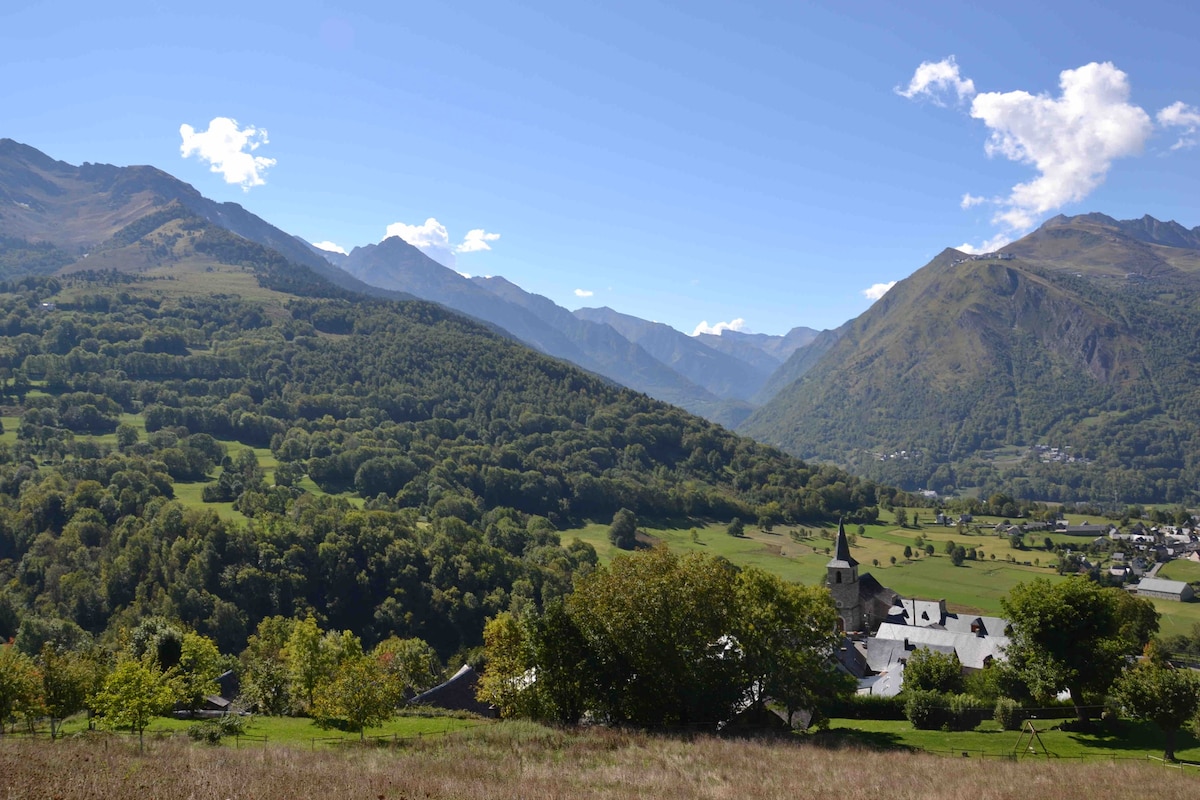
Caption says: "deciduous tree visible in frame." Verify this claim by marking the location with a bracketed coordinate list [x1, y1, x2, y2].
[1115, 661, 1200, 761]
[1001, 578, 1158, 721]
[91, 656, 175, 751]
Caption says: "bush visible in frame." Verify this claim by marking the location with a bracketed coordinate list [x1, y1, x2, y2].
[828, 693, 907, 720]
[993, 697, 1024, 731]
[904, 689, 944, 730]
[946, 693, 988, 731]
[186, 714, 248, 744]
[187, 721, 225, 745]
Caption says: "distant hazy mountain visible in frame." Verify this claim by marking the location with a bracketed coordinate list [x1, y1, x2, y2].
[573, 306, 770, 401]
[469, 277, 755, 427]
[697, 326, 819, 367]
[740, 213, 1200, 503]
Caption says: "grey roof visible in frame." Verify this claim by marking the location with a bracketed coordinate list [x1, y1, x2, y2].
[1136, 577, 1191, 596]
[826, 519, 858, 569]
[941, 614, 1009, 638]
[873, 622, 1009, 670]
[408, 664, 498, 717]
[863, 637, 955, 674]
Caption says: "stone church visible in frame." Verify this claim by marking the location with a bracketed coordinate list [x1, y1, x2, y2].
[827, 520, 899, 634]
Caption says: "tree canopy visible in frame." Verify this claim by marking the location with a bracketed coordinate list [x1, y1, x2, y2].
[1001, 578, 1158, 720]
[479, 547, 850, 730]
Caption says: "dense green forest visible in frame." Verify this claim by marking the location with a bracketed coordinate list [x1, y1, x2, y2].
[0, 272, 884, 661]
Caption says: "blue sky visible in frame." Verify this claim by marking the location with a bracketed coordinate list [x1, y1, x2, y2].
[4, 0, 1199, 334]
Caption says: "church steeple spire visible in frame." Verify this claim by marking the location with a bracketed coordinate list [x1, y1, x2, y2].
[831, 518, 858, 568]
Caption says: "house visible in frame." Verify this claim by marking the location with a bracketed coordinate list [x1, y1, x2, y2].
[1133, 577, 1195, 602]
[408, 664, 498, 717]
[872, 622, 1009, 672]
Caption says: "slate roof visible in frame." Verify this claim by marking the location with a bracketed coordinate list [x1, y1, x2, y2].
[408, 665, 498, 717]
[873, 622, 1009, 670]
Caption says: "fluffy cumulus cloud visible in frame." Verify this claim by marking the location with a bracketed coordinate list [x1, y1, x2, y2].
[383, 218, 500, 266]
[574, 288, 594, 297]
[457, 228, 501, 253]
[861, 281, 897, 301]
[901, 59, 1175, 251]
[969, 62, 1153, 233]
[691, 318, 746, 336]
[956, 233, 1014, 255]
[895, 56, 975, 105]
[311, 240, 347, 255]
[1158, 101, 1200, 150]
[179, 117, 276, 190]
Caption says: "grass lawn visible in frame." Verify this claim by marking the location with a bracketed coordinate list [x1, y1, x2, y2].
[820, 717, 1200, 762]
[57, 711, 489, 747]
[1158, 559, 1200, 583]
[563, 519, 1064, 615]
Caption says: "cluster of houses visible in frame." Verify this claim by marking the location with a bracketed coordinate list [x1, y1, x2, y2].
[825, 522, 1011, 697]
[826, 518, 1198, 697]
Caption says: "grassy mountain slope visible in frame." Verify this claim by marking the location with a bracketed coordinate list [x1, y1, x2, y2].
[741, 215, 1200, 504]
[0, 138, 414, 300]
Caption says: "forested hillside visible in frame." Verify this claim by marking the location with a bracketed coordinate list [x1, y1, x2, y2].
[0, 267, 882, 659]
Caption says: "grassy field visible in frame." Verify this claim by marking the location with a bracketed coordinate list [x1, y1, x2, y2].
[1159, 558, 1200, 583]
[564, 518, 1064, 614]
[821, 717, 1200, 761]
[564, 516, 1200, 637]
[3, 720, 1198, 800]
[55, 711, 485, 746]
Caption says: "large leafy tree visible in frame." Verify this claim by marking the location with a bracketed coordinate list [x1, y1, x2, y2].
[174, 631, 224, 715]
[1001, 578, 1158, 721]
[481, 547, 851, 730]
[38, 644, 104, 739]
[731, 567, 851, 726]
[902, 648, 964, 694]
[312, 654, 394, 740]
[0, 643, 43, 734]
[91, 656, 175, 751]
[1115, 661, 1200, 761]
[566, 547, 742, 729]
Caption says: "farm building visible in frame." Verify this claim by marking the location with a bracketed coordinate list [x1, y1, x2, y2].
[1134, 577, 1195, 602]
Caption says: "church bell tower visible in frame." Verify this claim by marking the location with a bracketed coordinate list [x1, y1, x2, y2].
[827, 519, 863, 632]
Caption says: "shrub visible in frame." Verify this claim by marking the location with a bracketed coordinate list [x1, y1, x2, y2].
[946, 693, 988, 731]
[904, 690, 944, 730]
[993, 697, 1024, 731]
[828, 693, 907, 720]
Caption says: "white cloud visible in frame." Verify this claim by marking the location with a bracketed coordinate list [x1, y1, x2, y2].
[956, 232, 1013, 255]
[896, 56, 976, 105]
[457, 228, 501, 253]
[179, 117, 276, 190]
[960, 193, 987, 209]
[382, 217, 500, 266]
[691, 318, 746, 336]
[862, 281, 897, 301]
[1158, 101, 1200, 150]
[311, 240, 347, 255]
[969, 62, 1153, 233]
[574, 288, 594, 297]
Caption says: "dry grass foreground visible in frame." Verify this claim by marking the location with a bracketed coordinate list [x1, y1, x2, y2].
[2, 724, 1198, 800]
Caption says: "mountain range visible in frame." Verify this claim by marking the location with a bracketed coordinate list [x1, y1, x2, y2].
[4, 138, 1200, 504]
